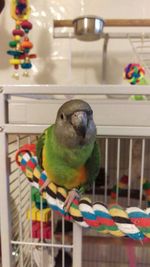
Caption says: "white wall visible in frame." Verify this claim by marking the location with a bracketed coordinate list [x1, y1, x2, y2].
[0, 0, 150, 85]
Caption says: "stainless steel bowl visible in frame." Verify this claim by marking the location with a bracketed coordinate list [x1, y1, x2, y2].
[73, 15, 104, 41]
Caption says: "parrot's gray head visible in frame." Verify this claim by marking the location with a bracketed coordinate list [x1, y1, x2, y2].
[54, 99, 96, 148]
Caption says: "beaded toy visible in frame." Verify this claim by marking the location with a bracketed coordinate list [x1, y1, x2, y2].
[111, 175, 150, 207]
[15, 144, 150, 241]
[7, 0, 36, 79]
[124, 63, 148, 100]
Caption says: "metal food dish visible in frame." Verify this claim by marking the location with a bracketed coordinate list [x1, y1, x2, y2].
[73, 15, 104, 41]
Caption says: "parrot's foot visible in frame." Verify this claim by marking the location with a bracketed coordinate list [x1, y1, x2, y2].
[63, 188, 80, 212]
[40, 179, 50, 194]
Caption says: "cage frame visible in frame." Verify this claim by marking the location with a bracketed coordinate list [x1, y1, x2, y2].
[1, 84, 150, 267]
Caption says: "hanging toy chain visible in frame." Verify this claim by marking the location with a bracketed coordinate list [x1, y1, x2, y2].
[7, 0, 36, 79]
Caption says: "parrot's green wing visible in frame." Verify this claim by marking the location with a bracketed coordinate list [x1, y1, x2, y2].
[79, 141, 100, 193]
[36, 131, 46, 167]
[86, 141, 100, 184]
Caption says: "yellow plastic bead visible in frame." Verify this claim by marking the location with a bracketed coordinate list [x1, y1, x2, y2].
[15, 35, 21, 41]
[9, 59, 20, 65]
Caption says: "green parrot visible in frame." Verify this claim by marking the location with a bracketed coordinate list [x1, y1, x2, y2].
[36, 99, 100, 210]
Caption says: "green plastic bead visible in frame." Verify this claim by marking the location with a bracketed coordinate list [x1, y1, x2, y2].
[9, 40, 17, 48]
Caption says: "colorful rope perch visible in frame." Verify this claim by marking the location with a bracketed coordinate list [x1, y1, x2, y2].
[16, 144, 150, 241]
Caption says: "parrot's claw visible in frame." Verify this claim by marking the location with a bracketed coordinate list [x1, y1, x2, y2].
[63, 188, 80, 212]
[39, 179, 50, 194]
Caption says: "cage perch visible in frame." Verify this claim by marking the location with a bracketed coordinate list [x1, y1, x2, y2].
[54, 19, 150, 28]
[16, 144, 150, 241]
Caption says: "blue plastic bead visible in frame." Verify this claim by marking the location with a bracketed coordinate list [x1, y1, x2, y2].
[7, 50, 23, 57]
[17, 3, 26, 13]
[21, 62, 32, 69]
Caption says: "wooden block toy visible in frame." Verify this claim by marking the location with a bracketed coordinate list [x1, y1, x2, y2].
[26, 205, 51, 222]
[32, 221, 51, 239]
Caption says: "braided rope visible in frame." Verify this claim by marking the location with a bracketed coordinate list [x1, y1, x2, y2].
[16, 144, 150, 240]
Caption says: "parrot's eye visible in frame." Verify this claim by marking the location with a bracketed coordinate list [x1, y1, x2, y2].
[87, 110, 93, 116]
[60, 113, 64, 120]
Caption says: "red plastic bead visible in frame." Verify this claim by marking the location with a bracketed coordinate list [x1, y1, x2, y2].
[12, 29, 24, 37]
[15, 7, 20, 15]
[29, 54, 37, 59]
[21, 20, 32, 30]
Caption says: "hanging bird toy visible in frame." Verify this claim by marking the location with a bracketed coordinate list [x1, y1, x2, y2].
[124, 63, 145, 85]
[123, 63, 149, 100]
[7, 0, 36, 79]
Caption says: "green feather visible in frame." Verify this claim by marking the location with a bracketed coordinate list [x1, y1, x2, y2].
[36, 125, 100, 191]
[36, 131, 45, 167]
[85, 141, 100, 184]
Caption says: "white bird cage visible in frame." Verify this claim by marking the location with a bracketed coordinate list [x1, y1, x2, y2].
[1, 85, 150, 267]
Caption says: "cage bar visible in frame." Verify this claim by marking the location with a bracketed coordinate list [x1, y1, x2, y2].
[0, 91, 12, 267]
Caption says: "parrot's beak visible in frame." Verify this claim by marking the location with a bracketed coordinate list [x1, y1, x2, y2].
[71, 111, 88, 138]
